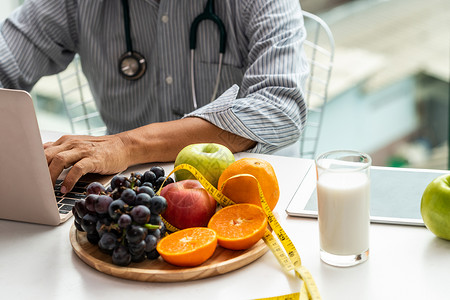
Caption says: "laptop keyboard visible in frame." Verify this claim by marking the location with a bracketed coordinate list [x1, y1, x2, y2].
[55, 180, 89, 214]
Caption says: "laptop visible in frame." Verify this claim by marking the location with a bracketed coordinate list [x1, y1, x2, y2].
[286, 163, 449, 226]
[0, 88, 106, 225]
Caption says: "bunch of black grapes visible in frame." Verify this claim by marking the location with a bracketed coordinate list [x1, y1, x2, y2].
[72, 166, 174, 266]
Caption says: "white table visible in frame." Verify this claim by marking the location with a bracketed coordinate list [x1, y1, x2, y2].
[1, 150, 449, 300]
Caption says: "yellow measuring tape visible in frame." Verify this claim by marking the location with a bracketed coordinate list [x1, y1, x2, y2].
[157, 164, 321, 300]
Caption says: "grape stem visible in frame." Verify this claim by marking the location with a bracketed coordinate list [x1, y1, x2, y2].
[120, 229, 126, 245]
[144, 224, 161, 230]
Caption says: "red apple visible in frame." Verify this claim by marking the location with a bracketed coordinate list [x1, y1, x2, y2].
[160, 180, 216, 229]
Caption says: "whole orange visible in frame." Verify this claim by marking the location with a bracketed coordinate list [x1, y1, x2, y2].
[217, 158, 280, 211]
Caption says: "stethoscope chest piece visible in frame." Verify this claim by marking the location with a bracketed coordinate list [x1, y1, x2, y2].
[119, 51, 147, 80]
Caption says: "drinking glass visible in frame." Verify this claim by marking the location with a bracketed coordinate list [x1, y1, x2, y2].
[316, 150, 371, 267]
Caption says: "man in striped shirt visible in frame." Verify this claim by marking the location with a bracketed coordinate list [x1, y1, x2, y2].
[0, 0, 309, 193]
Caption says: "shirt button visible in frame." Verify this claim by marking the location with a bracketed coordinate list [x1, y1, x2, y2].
[165, 76, 173, 85]
[161, 14, 169, 23]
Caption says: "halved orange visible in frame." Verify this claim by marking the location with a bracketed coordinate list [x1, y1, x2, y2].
[208, 203, 268, 250]
[218, 158, 280, 211]
[156, 227, 217, 267]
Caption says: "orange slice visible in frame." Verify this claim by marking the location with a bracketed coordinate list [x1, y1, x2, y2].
[208, 203, 268, 250]
[156, 227, 217, 267]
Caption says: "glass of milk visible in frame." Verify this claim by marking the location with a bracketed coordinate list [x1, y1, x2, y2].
[316, 150, 371, 267]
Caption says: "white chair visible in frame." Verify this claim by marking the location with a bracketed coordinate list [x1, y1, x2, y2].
[299, 11, 335, 159]
[57, 55, 107, 136]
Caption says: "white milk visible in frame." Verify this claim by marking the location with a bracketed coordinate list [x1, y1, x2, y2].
[317, 171, 370, 255]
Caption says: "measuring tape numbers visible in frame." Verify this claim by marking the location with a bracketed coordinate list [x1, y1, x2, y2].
[157, 163, 321, 300]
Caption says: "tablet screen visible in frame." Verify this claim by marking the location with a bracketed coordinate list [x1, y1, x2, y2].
[286, 166, 448, 226]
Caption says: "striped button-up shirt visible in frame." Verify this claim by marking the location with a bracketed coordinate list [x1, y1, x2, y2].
[0, 0, 309, 154]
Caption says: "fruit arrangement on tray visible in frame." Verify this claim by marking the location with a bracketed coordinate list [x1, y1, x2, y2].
[72, 143, 279, 268]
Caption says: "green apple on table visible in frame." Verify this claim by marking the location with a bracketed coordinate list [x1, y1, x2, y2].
[174, 143, 235, 188]
[421, 174, 450, 240]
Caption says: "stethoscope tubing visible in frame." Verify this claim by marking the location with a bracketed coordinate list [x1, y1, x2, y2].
[121, 0, 133, 53]
[189, 0, 227, 109]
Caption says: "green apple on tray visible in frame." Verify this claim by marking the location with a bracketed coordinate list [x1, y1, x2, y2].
[173, 143, 235, 188]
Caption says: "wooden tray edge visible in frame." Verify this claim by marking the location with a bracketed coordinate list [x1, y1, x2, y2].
[69, 224, 269, 282]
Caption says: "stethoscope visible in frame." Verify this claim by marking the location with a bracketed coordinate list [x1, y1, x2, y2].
[118, 0, 226, 110]
[118, 0, 147, 80]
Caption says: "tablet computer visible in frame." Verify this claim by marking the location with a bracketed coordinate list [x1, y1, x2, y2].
[286, 165, 449, 226]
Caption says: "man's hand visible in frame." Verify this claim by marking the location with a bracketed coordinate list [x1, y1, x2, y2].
[43, 117, 256, 194]
[44, 134, 131, 193]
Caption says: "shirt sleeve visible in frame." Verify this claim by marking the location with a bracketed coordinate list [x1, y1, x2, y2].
[0, 0, 79, 91]
[185, 0, 309, 154]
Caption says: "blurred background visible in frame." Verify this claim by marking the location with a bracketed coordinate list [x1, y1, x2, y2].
[2, 0, 449, 169]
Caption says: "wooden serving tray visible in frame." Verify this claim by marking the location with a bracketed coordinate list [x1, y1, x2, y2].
[69, 224, 269, 282]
